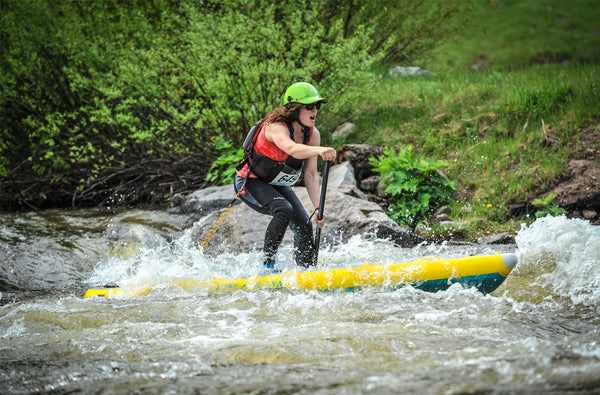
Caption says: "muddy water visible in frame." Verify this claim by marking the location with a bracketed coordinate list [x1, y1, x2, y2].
[1, 210, 599, 394]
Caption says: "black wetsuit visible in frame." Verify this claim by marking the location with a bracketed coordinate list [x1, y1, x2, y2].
[234, 175, 315, 267]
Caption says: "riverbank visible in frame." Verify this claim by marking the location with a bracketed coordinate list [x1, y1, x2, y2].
[1, 138, 597, 246]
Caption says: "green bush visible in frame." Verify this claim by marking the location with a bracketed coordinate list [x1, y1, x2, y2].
[1, 0, 469, 198]
[370, 146, 458, 228]
[531, 193, 567, 218]
[205, 138, 243, 186]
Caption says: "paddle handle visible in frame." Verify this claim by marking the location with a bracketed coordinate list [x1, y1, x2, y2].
[314, 160, 332, 265]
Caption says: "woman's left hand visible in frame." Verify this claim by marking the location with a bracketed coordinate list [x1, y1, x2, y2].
[314, 212, 327, 228]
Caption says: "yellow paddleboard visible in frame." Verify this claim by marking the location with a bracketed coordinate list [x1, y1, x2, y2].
[84, 253, 517, 299]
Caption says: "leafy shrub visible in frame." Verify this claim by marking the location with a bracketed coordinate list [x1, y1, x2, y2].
[370, 146, 458, 228]
[531, 193, 567, 218]
[205, 138, 243, 186]
[0, 0, 470, 201]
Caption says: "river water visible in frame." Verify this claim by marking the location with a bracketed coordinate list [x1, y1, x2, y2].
[1, 210, 599, 394]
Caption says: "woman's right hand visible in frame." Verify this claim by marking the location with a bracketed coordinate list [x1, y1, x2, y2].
[319, 147, 336, 162]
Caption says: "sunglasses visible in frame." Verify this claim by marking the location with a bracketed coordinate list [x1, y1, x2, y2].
[304, 102, 322, 111]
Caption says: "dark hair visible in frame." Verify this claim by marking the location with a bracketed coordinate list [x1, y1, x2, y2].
[265, 103, 302, 125]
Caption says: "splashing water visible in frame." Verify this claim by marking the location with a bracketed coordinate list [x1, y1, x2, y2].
[513, 215, 600, 307]
[1, 210, 599, 394]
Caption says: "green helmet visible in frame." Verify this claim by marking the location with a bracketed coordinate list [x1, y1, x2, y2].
[282, 82, 327, 106]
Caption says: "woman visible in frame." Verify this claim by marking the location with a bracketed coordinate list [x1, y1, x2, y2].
[234, 82, 336, 269]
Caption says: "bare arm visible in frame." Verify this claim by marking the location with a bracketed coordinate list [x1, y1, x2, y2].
[266, 123, 336, 161]
[303, 135, 322, 211]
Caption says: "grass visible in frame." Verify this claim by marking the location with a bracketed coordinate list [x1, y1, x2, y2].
[333, 0, 600, 240]
[424, 0, 600, 72]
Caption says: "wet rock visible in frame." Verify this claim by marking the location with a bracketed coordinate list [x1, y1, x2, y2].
[476, 232, 516, 245]
[582, 209, 598, 220]
[181, 185, 241, 213]
[328, 161, 357, 188]
[104, 210, 189, 252]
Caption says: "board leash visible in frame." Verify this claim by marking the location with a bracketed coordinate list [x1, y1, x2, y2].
[199, 177, 248, 250]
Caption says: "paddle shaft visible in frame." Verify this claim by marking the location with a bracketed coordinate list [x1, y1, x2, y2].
[313, 160, 332, 265]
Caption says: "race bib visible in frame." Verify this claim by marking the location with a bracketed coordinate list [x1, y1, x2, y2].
[269, 168, 302, 186]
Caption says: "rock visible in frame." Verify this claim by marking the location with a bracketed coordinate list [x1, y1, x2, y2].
[376, 180, 388, 196]
[582, 209, 598, 220]
[569, 209, 582, 219]
[336, 144, 383, 181]
[328, 161, 356, 187]
[104, 210, 190, 252]
[435, 213, 452, 222]
[332, 122, 356, 141]
[476, 232, 515, 245]
[434, 206, 450, 216]
[389, 66, 434, 77]
[309, 187, 421, 247]
[172, 193, 184, 207]
[433, 206, 452, 223]
[181, 185, 240, 213]
[360, 176, 380, 192]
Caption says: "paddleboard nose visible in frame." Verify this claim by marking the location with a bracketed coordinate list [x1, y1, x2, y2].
[501, 253, 518, 270]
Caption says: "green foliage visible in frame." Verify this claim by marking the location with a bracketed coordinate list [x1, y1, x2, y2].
[179, 0, 377, 144]
[370, 146, 458, 228]
[324, 0, 472, 65]
[1, 0, 469, 196]
[205, 138, 243, 186]
[531, 194, 567, 218]
[1, 0, 210, 187]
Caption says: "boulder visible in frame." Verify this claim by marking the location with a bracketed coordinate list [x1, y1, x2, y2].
[389, 66, 434, 77]
[336, 144, 384, 181]
[180, 185, 241, 213]
[328, 160, 358, 188]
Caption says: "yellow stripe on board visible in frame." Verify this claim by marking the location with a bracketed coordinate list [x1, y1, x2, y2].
[209, 254, 512, 292]
[84, 254, 515, 298]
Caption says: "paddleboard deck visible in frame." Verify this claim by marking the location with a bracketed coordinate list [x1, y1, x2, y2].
[84, 253, 517, 298]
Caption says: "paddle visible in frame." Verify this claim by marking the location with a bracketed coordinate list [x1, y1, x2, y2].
[313, 160, 332, 266]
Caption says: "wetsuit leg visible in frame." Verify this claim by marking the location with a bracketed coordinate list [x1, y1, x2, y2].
[276, 187, 316, 267]
[235, 176, 296, 265]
